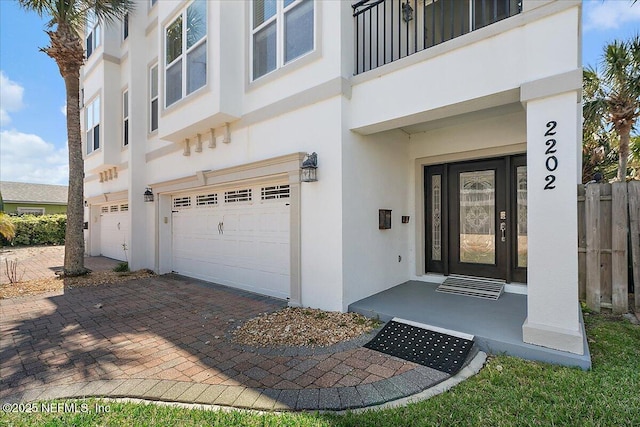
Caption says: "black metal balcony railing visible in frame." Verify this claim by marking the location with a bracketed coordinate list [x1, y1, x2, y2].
[353, 0, 522, 75]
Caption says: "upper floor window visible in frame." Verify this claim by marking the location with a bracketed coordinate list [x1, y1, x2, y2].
[123, 90, 129, 146]
[165, 0, 207, 107]
[251, 0, 314, 81]
[123, 13, 129, 40]
[86, 96, 100, 155]
[150, 64, 159, 132]
[86, 10, 101, 58]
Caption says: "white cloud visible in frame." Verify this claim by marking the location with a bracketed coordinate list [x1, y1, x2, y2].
[0, 130, 68, 185]
[0, 71, 25, 127]
[60, 103, 66, 117]
[583, 0, 640, 32]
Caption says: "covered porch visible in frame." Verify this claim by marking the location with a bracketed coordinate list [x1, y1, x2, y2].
[348, 280, 591, 370]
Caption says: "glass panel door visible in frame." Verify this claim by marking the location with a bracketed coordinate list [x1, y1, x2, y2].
[459, 170, 495, 264]
[448, 159, 506, 279]
[516, 166, 527, 268]
[424, 155, 526, 282]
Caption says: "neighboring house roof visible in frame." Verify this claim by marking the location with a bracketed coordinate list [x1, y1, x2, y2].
[0, 181, 68, 205]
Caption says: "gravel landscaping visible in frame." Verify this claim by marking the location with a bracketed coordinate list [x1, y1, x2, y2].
[0, 269, 155, 299]
[233, 306, 381, 347]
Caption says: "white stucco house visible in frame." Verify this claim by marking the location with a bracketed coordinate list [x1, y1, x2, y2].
[83, 0, 586, 366]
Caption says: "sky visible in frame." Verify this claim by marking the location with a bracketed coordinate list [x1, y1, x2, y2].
[0, 0, 639, 186]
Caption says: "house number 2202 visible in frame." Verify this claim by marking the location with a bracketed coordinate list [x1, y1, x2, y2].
[544, 120, 558, 190]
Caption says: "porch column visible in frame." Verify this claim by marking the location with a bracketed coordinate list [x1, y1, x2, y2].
[521, 72, 584, 355]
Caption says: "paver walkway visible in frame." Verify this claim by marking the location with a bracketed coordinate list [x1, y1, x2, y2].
[0, 245, 120, 284]
[0, 275, 478, 411]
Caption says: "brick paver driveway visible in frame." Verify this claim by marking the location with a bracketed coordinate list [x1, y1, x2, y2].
[0, 275, 459, 411]
[0, 245, 120, 284]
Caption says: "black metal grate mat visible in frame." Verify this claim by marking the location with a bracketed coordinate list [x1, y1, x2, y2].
[364, 320, 474, 375]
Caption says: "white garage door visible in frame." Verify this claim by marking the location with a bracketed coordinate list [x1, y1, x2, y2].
[172, 184, 290, 299]
[100, 203, 130, 261]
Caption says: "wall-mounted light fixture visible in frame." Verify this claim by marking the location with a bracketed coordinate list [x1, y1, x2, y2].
[144, 187, 154, 202]
[402, 2, 413, 22]
[379, 209, 392, 229]
[301, 152, 318, 182]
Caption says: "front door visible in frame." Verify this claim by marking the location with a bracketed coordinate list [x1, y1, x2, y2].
[425, 155, 527, 283]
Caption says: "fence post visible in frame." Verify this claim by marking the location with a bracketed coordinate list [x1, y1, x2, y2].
[628, 181, 640, 313]
[577, 184, 586, 300]
[611, 182, 628, 314]
[586, 184, 601, 312]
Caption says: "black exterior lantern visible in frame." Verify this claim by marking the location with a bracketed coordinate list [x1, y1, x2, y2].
[144, 187, 154, 202]
[402, 2, 413, 23]
[301, 152, 318, 182]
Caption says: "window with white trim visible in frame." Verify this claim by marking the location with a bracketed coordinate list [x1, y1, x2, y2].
[123, 90, 129, 146]
[150, 64, 158, 132]
[123, 13, 129, 40]
[252, 0, 314, 80]
[17, 207, 45, 215]
[86, 10, 101, 58]
[165, 0, 207, 107]
[86, 96, 100, 154]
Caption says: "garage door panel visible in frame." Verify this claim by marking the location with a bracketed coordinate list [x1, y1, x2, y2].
[100, 210, 129, 261]
[172, 188, 290, 300]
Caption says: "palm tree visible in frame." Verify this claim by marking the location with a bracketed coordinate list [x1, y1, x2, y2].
[18, 0, 133, 276]
[583, 35, 640, 182]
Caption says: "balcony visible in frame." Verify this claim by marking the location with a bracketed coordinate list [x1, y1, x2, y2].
[353, 0, 521, 75]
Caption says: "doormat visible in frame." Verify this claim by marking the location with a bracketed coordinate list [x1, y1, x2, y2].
[437, 276, 504, 300]
[364, 318, 474, 375]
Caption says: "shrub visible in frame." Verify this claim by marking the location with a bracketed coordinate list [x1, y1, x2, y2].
[0, 214, 66, 246]
[113, 262, 130, 273]
[0, 213, 16, 242]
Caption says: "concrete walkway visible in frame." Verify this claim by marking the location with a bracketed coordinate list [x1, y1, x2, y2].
[0, 245, 120, 284]
[0, 275, 482, 411]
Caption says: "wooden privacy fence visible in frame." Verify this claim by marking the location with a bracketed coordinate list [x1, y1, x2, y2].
[578, 181, 640, 314]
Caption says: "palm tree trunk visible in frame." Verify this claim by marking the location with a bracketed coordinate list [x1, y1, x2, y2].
[63, 71, 87, 276]
[618, 127, 631, 182]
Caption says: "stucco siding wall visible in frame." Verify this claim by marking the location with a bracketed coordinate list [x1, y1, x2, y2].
[3, 203, 67, 214]
[341, 110, 411, 309]
[147, 96, 345, 311]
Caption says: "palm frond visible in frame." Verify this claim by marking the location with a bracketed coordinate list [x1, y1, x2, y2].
[88, 0, 136, 26]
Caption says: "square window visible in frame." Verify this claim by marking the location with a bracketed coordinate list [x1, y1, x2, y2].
[187, 42, 207, 94]
[166, 60, 183, 106]
[252, 0, 314, 80]
[86, 11, 101, 58]
[165, 0, 207, 107]
[85, 96, 100, 154]
[150, 64, 159, 132]
[285, 0, 313, 63]
[253, 21, 277, 80]
[123, 13, 129, 40]
[122, 90, 129, 147]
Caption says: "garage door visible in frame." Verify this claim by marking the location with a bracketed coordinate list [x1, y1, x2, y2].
[100, 203, 130, 261]
[171, 184, 290, 299]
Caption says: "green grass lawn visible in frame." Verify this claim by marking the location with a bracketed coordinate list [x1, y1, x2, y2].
[2, 311, 639, 427]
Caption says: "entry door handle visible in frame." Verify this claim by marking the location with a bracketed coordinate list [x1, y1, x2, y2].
[500, 222, 506, 242]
